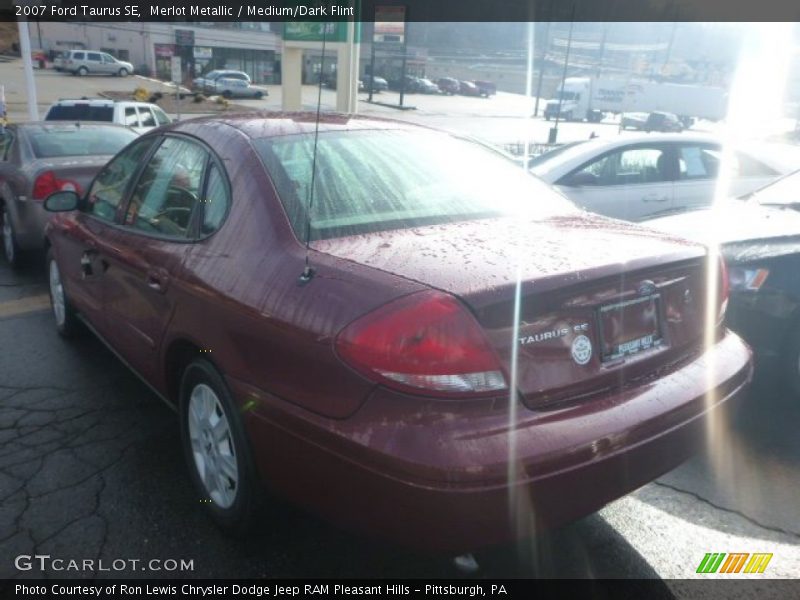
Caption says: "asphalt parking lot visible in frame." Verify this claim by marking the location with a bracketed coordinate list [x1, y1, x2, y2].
[1, 59, 799, 587]
[1, 257, 799, 583]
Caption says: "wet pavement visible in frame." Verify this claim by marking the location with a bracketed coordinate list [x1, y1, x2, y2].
[0, 256, 799, 583]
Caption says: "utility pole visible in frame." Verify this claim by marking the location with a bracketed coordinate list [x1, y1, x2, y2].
[533, 4, 553, 116]
[17, 21, 39, 121]
[549, 4, 575, 143]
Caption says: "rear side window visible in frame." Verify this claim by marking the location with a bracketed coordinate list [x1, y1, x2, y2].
[46, 104, 114, 122]
[28, 126, 138, 158]
[87, 53, 101, 61]
[153, 107, 171, 126]
[201, 163, 230, 235]
[72, 52, 85, 60]
[88, 137, 156, 223]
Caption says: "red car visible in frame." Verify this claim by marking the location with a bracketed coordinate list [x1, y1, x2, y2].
[42, 113, 752, 553]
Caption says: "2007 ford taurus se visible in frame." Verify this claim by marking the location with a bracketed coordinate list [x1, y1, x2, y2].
[42, 113, 752, 553]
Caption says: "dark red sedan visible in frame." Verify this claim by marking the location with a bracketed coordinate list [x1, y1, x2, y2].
[42, 113, 752, 553]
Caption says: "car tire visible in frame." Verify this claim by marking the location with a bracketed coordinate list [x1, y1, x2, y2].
[46, 248, 81, 337]
[77, 66, 88, 76]
[2, 204, 23, 270]
[118, 68, 129, 77]
[180, 359, 260, 536]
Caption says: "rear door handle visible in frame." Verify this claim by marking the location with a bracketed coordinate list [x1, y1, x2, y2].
[643, 194, 669, 203]
[146, 268, 169, 293]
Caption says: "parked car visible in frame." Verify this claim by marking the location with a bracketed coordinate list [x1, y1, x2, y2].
[52, 50, 67, 72]
[646, 201, 800, 392]
[437, 77, 460, 95]
[642, 111, 684, 133]
[0, 122, 138, 268]
[213, 78, 267, 100]
[62, 49, 134, 77]
[458, 80, 482, 96]
[474, 80, 497, 97]
[44, 98, 172, 134]
[363, 75, 388, 93]
[389, 75, 421, 93]
[193, 70, 251, 94]
[620, 112, 649, 130]
[415, 78, 440, 94]
[41, 113, 750, 553]
[530, 133, 800, 221]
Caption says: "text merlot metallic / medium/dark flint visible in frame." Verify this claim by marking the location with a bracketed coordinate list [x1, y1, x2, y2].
[42, 113, 752, 553]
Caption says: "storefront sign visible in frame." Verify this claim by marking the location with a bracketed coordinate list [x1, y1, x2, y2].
[193, 46, 213, 60]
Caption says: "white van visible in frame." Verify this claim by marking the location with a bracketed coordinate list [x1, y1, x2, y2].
[44, 99, 172, 134]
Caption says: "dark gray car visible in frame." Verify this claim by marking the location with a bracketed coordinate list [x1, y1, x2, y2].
[0, 123, 138, 268]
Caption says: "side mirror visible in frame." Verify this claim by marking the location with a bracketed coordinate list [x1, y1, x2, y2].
[44, 190, 80, 212]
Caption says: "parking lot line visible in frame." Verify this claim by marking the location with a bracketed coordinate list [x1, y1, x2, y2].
[0, 293, 51, 319]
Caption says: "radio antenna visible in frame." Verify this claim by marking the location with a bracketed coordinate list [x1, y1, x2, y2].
[298, 22, 329, 285]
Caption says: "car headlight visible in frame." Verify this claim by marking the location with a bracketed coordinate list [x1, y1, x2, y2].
[728, 267, 769, 291]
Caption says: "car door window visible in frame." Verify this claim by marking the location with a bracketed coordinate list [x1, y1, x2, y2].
[124, 107, 139, 127]
[565, 147, 671, 186]
[138, 108, 156, 129]
[699, 149, 778, 179]
[87, 52, 102, 62]
[72, 52, 85, 60]
[102, 54, 116, 64]
[124, 137, 206, 238]
[87, 138, 156, 223]
[201, 163, 230, 235]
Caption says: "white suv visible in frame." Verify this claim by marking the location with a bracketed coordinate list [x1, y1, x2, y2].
[63, 50, 134, 77]
[44, 98, 171, 134]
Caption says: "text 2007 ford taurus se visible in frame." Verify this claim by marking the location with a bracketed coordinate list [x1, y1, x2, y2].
[42, 114, 752, 553]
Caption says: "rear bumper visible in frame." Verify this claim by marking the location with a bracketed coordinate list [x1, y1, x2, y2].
[10, 199, 48, 251]
[235, 330, 751, 553]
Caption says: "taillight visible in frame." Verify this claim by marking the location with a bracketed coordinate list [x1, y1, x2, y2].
[335, 290, 507, 397]
[32, 171, 81, 201]
[718, 255, 729, 324]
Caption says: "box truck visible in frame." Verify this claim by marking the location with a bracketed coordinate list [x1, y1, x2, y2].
[543, 77, 728, 126]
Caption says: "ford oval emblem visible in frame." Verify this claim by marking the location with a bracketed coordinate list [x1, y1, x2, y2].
[638, 280, 657, 296]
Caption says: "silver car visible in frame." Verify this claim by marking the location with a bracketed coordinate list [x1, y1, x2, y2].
[531, 133, 800, 221]
[63, 50, 134, 77]
[213, 78, 266, 99]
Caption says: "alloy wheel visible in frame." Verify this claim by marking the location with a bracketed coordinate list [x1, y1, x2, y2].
[188, 383, 239, 509]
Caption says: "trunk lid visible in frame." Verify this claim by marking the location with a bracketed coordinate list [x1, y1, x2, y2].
[313, 215, 711, 407]
[26, 156, 111, 198]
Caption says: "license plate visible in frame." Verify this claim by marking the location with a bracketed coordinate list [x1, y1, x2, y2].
[599, 294, 662, 361]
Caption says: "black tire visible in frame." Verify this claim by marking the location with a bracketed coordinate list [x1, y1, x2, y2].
[77, 66, 88, 76]
[46, 248, 81, 337]
[179, 359, 260, 536]
[118, 68, 129, 77]
[1, 204, 24, 270]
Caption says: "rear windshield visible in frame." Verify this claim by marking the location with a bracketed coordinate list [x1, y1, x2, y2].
[45, 105, 114, 122]
[28, 127, 138, 158]
[254, 129, 575, 241]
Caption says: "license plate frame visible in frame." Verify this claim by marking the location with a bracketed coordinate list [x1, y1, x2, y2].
[598, 293, 663, 362]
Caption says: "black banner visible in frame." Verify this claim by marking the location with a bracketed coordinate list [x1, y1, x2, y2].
[2, 579, 800, 600]
[2, 0, 800, 22]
